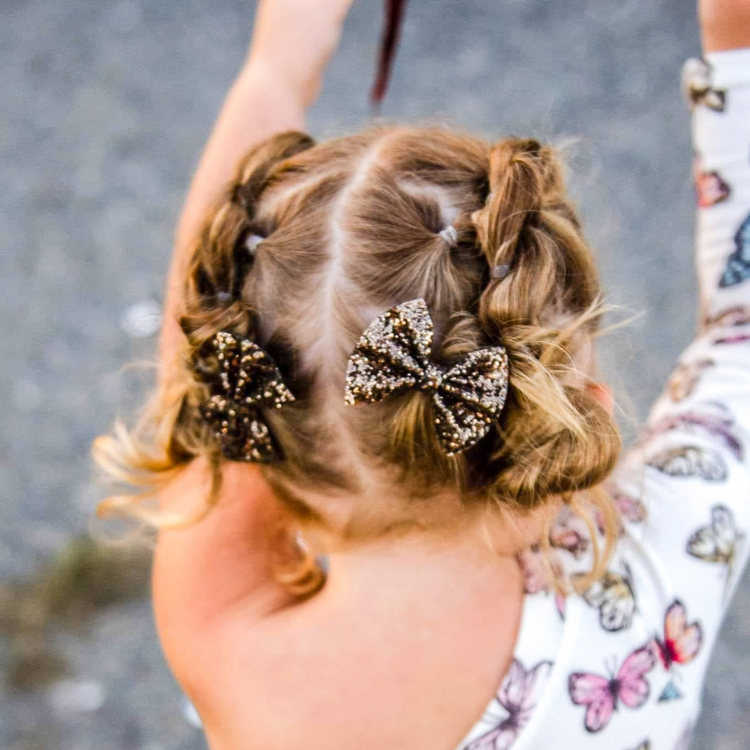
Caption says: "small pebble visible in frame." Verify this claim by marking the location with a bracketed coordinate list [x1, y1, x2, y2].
[121, 299, 162, 338]
[48, 679, 106, 714]
[181, 695, 203, 729]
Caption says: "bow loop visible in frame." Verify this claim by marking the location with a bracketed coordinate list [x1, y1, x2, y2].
[344, 298, 434, 405]
[345, 299, 510, 455]
[200, 331, 295, 462]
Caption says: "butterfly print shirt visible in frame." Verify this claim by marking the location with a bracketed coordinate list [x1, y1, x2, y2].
[453, 48, 750, 750]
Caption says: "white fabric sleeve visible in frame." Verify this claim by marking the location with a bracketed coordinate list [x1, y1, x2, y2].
[615, 47, 750, 643]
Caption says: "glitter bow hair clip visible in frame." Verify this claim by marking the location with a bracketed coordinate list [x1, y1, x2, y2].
[199, 331, 295, 463]
[345, 298, 510, 455]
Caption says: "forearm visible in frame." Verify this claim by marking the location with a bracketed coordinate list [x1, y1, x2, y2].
[159, 63, 306, 372]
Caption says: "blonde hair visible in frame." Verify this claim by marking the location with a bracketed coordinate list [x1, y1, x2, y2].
[94, 126, 622, 593]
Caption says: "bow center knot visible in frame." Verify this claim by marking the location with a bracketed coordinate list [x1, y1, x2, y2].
[421, 364, 444, 392]
[344, 298, 510, 455]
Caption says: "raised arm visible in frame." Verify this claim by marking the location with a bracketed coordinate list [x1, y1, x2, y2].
[614, 1, 750, 636]
[700, 0, 750, 52]
[149, 0, 358, 726]
[159, 0, 356, 375]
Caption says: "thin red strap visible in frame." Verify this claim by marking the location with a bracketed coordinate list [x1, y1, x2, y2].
[371, 0, 408, 106]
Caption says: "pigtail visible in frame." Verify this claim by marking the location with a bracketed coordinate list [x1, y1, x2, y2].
[468, 138, 621, 576]
[183, 131, 317, 346]
[94, 131, 316, 529]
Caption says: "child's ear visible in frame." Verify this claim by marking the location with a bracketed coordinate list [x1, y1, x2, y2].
[585, 382, 614, 416]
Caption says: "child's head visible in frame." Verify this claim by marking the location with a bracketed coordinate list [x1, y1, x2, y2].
[96, 126, 621, 570]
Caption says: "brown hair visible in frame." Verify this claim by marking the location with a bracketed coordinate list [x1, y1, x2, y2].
[94, 126, 622, 592]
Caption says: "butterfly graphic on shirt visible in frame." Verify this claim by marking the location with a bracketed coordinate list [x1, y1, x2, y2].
[689, 85, 726, 111]
[705, 308, 750, 343]
[658, 682, 684, 702]
[597, 487, 647, 536]
[650, 599, 703, 701]
[704, 306, 750, 342]
[704, 305, 750, 330]
[549, 506, 591, 558]
[608, 485, 648, 534]
[516, 547, 566, 619]
[613, 491, 647, 524]
[578, 563, 636, 633]
[642, 401, 743, 461]
[667, 358, 715, 402]
[694, 169, 731, 208]
[569, 644, 657, 733]
[646, 445, 728, 481]
[681, 58, 726, 112]
[719, 213, 750, 288]
[715, 331, 750, 344]
[687, 504, 745, 593]
[466, 659, 553, 750]
[517, 546, 553, 596]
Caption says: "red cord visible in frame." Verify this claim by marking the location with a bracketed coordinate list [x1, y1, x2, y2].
[371, 0, 408, 107]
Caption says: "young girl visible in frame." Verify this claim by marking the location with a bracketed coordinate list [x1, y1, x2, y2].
[94, 1, 750, 748]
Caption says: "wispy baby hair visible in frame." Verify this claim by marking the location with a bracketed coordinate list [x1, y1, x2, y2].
[94, 126, 621, 589]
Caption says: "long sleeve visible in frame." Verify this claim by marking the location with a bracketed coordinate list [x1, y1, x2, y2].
[692, 49, 750, 322]
[615, 46, 750, 658]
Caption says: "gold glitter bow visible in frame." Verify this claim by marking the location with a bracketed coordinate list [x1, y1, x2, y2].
[344, 299, 510, 455]
[200, 331, 295, 462]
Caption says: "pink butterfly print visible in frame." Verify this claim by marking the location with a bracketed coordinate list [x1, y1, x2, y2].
[595, 488, 646, 537]
[704, 305, 750, 329]
[652, 599, 703, 671]
[517, 547, 550, 595]
[694, 169, 730, 208]
[466, 660, 553, 750]
[568, 645, 657, 733]
[613, 490, 647, 525]
[704, 306, 750, 342]
[715, 332, 750, 345]
[594, 507, 613, 537]
[516, 548, 566, 618]
[549, 507, 590, 558]
[642, 401, 743, 461]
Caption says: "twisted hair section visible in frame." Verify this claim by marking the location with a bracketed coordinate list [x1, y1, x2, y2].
[472, 138, 620, 506]
[94, 132, 320, 532]
[94, 126, 622, 593]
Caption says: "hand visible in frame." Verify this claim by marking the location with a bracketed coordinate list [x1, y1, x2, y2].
[699, 0, 750, 52]
[247, 0, 358, 108]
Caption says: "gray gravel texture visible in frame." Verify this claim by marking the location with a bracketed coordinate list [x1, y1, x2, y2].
[2, 0, 749, 748]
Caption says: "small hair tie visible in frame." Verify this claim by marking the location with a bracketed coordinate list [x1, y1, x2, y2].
[492, 263, 511, 279]
[246, 233, 264, 255]
[439, 225, 459, 247]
